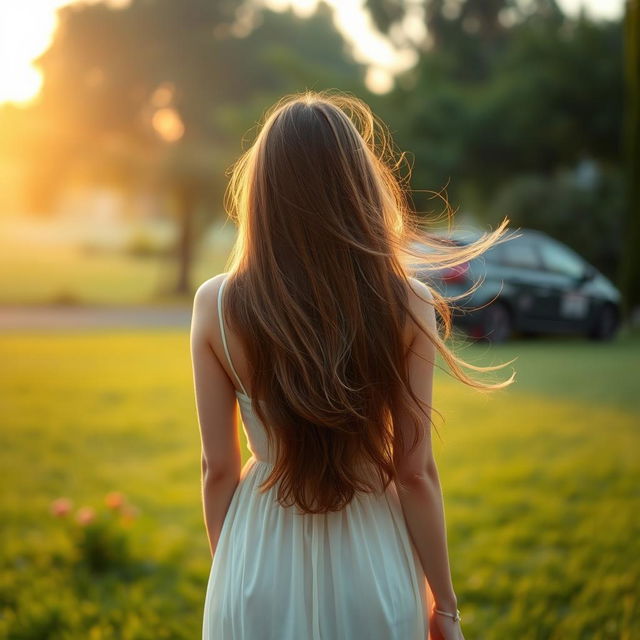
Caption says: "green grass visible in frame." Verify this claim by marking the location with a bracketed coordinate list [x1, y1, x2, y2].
[1, 329, 638, 639]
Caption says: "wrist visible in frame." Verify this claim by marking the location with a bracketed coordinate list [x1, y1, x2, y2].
[433, 594, 458, 612]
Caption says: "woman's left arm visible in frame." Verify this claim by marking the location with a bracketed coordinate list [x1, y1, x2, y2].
[190, 277, 242, 559]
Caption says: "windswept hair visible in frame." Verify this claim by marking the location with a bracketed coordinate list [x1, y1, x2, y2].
[222, 89, 515, 514]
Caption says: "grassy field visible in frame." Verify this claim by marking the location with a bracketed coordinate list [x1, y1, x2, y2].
[1, 328, 638, 639]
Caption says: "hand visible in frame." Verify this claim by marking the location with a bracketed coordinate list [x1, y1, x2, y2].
[428, 605, 465, 640]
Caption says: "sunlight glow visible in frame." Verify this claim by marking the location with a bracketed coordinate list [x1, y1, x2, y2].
[264, 0, 422, 93]
[0, 2, 60, 104]
[0, 0, 129, 106]
[152, 107, 185, 143]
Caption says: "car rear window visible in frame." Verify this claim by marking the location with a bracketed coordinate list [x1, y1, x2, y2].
[499, 238, 541, 269]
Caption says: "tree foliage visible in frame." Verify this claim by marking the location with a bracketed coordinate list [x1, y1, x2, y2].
[618, 0, 640, 317]
[367, 1, 624, 280]
[25, 0, 366, 293]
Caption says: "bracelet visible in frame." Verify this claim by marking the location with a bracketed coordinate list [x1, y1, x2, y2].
[434, 607, 462, 622]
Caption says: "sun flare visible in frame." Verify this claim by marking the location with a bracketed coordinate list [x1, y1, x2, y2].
[0, 2, 62, 105]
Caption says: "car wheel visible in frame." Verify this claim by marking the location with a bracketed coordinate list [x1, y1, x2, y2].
[588, 303, 619, 341]
[482, 301, 512, 343]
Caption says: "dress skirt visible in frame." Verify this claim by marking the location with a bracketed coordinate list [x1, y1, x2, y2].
[202, 456, 430, 640]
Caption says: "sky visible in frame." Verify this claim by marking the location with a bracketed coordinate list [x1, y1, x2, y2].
[0, 0, 626, 104]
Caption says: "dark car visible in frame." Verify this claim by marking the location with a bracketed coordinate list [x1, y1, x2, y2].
[412, 228, 621, 343]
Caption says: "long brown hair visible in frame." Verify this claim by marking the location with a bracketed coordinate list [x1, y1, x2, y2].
[222, 89, 515, 514]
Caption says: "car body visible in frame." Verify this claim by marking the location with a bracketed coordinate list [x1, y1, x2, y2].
[411, 228, 622, 342]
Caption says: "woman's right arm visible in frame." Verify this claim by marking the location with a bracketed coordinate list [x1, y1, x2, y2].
[394, 279, 459, 614]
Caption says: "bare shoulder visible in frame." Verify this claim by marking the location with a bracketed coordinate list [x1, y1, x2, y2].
[407, 276, 434, 302]
[194, 273, 228, 303]
[191, 273, 229, 342]
[405, 276, 437, 343]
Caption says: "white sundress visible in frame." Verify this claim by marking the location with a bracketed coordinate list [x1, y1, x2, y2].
[202, 275, 431, 640]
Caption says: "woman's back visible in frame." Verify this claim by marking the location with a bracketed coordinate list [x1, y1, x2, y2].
[201, 273, 430, 640]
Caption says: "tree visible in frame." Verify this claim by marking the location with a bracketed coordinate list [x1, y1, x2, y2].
[618, 0, 640, 319]
[365, 1, 625, 283]
[29, 0, 365, 295]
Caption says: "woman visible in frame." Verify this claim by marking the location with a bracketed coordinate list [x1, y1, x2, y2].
[191, 90, 514, 640]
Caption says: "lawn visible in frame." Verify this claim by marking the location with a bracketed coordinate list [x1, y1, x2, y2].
[1, 328, 638, 639]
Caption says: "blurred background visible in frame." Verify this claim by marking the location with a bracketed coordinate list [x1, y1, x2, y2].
[1, 0, 638, 638]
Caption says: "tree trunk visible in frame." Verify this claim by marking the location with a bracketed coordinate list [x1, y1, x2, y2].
[175, 181, 197, 296]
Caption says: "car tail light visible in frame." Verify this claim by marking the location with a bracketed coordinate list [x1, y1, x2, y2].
[440, 262, 469, 283]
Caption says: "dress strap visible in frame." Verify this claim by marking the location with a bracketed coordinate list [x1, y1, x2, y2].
[217, 275, 249, 396]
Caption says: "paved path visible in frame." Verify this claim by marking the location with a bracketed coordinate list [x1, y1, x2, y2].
[0, 305, 192, 331]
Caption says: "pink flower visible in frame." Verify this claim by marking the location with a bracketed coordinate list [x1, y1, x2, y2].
[50, 497, 73, 517]
[104, 491, 125, 510]
[76, 506, 96, 526]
